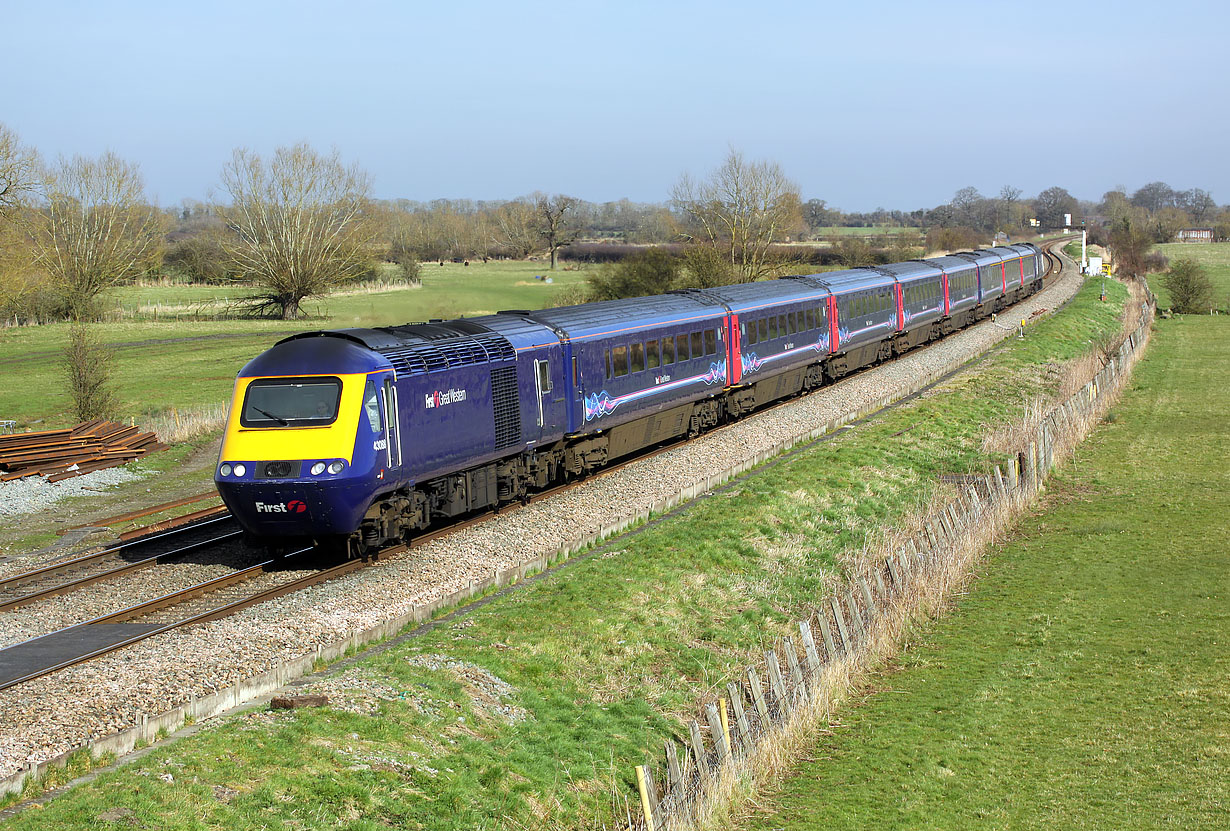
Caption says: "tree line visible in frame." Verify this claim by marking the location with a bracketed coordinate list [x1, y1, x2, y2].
[2, 120, 1226, 326]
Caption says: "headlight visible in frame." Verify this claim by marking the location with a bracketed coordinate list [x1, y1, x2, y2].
[310, 462, 326, 476]
[327, 461, 345, 474]
[233, 463, 247, 477]
[219, 463, 232, 477]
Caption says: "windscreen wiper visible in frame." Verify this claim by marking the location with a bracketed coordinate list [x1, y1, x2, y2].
[253, 407, 290, 426]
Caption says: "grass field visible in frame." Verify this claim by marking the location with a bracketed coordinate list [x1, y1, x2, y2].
[735, 315, 1229, 830]
[0, 261, 588, 429]
[0, 276, 1138, 829]
[1150, 242, 1230, 311]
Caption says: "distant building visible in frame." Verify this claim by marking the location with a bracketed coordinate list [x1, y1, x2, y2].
[1175, 228, 1214, 243]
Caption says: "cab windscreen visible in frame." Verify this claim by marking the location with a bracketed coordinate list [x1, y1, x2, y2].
[240, 376, 343, 427]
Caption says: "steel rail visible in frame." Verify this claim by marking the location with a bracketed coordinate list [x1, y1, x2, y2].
[0, 514, 238, 595]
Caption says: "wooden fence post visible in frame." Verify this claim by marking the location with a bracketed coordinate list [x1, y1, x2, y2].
[726, 682, 752, 753]
[746, 667, 769, 726]
[799, 619, 821, 676]
[635, 765, 658, 831]
[766, 649, 790, 716]
[859, 578, 877, 622]
[664, 740, 683, 794]
[844, 590, 865, 646]
[783, 635, 805, 698]
[705, 703, 729, 764]
[817, 612, 837, 660]
[830, 597, 851, 654]
[688, 720, 710, 783]
[886, 555, 903, 590]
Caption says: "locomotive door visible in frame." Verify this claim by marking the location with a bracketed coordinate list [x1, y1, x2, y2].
[382, 376, 402, 468]
[531, 352, 565, 439]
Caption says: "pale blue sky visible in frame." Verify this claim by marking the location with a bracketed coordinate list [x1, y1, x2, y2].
[5, 0, 1225, 210]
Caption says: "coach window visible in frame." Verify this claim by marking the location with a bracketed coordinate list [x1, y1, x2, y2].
[691, 331, 703, 357]
[612, 345, 629, 377]
[778, 314, 788, 337]
[604, 349, 611, 380]
[745, 320, 757, 345]
[704, 329, 717, 355]
[754, 318, 765, 343]
[646, 339, 660, 370]
[677, 334, 689, 362]
[805, 307, 815, 330]
[661, 335, 675, 364]
[764, 315, 775, 340]
[630, 342, 645, 373]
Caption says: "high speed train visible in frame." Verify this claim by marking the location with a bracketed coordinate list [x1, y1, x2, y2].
[215, 243, 1044, 555]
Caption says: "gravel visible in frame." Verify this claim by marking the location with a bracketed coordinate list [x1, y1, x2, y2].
[0, 261, 1083, 778]
[0, 464, 147, 521]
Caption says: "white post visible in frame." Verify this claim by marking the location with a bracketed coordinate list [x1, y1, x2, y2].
[1082, 229, 1088, 273]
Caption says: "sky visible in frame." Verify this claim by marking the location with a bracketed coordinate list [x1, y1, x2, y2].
[4, 0, 1226, 212]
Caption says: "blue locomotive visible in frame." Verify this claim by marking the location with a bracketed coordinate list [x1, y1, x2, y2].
[215, 243, 1044, 554]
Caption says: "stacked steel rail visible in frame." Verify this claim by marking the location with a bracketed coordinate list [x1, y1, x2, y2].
[0, 420, 168, 482]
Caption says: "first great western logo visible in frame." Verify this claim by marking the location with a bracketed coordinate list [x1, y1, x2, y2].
[424, 388, 467, 409]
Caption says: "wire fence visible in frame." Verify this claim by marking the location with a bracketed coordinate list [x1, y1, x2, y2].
[631, 296, 1156, 831]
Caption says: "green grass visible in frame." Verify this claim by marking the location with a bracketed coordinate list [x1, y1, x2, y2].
[0, 275, 1137, 829]
[1150, 241, 1230, 311]
[736, 315, 1229, 830]
[0, 262, 588, 429]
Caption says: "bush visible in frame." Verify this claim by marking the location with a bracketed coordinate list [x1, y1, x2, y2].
[387, 243, 423, 285]
[163, 234, 232, 284]
[1142, 251, 1169, 274]
[587, 248, 681, 300]
[1162, 259, 1214, 313]
[925, 226, 985, 254]
[63, 323, 116, 420]
[677, 246, 736, 288]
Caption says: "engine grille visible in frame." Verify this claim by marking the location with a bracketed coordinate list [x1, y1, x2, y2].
[491, 367, 521, 449]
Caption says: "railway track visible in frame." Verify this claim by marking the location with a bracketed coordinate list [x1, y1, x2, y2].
[0, 237, 1073, 692]
[0, 515, 243, 612]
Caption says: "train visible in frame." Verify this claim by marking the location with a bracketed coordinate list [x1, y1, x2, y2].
[214, 243, 1046, 555]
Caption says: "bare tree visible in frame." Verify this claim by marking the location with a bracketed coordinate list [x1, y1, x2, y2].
[672, 149, 802, 282]
[534, 194, 578, 270]
[216, 143, 375, 319]
[1177, 188, 1216, 224]
[998, 185, 1022, 228]
[1107, 217, 1153, 280]
[950, 186, 982, 228]
[28, 152, 164, 320]
[492, 199, 539, 258]
[1032, 186, 1078, 229]
[0, 123, 37, 219]
[1130, 181, 1176, 214]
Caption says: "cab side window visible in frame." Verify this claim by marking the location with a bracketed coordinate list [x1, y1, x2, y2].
[364, 380, 382, 434]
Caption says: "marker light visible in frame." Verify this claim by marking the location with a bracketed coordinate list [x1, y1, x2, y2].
[327, 461, 345, 474]
[233, 463, 247, 477]
[219, 464, 232, 476]
[310, 462, 326, 475]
